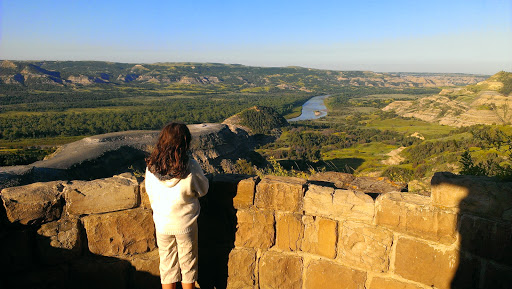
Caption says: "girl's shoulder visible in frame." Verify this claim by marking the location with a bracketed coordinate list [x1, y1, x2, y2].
[188, 158, 201, 169]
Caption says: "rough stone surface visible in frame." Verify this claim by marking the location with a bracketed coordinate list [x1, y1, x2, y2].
[65, 174, 139, 215]
[124, 250, 161, 288]
[36, 217, 82, 264]
[124, 249, 159, 275]
[308, 172, 355, 188]
[6, 265, 69, 289]
[308, 172, 407, 194]
[301, 216, 337, 258]
[1, 181, 64, 225]
[431, 172, 512, 221]
[227, 248, 256, 289]
[369, 277, 424, 289]
[483, 261, 512, 289]
[304, 185, 375, 222]
[349, 176, 407, 194]
[449, 252, 482, 289]
[255, 176, 306, 212]
[0, 229, 33, 273]
[69, 256, 130, 288]
[459, 214, 512, 266]
[305, 260, 366, 289]
[139, 179, 152, 210]
[395, 237, 458, 289]
[233, 176, 258, 209]
[276, 213, 303, 251]
[81, 208, 156, 256]
[234, 209, 274, 249]
[259, 252, 302, 289]
[375, 192, 457, 244]
[338, 221, 393, 272]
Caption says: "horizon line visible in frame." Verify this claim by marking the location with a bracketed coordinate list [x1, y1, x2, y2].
[0, 58, 496, 76]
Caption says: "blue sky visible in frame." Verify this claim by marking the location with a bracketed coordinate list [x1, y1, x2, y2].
[0, 0, 511, 74]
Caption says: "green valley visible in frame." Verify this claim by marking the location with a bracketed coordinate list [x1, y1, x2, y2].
[2, 60, 511, 190]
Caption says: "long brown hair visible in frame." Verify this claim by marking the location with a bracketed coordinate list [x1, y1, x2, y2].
[146, 122, 192, 179]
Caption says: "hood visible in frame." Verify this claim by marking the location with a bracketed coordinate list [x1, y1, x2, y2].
[162, 178, 181, 188]
[149, 165, 190, 188]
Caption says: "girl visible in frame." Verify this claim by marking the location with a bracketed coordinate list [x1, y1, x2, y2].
[145, 122, 209, 289]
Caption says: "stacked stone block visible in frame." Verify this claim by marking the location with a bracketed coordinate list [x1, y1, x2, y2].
[228, 172, 512, 289]
[0, 173, 160, 289]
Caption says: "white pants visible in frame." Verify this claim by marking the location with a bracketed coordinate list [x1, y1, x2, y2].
[156, 224, 198, 284]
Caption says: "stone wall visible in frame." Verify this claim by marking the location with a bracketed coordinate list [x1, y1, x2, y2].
[1, 172, 511, 288]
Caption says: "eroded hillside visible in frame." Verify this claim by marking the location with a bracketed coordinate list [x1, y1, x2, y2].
[383, 71, 512, 126]
[0, 60, 487, 92]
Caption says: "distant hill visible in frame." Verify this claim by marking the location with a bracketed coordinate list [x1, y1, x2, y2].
[0, 60, 488, 93]
[383, 71, 512, 126]
[223, 106, 288, 134]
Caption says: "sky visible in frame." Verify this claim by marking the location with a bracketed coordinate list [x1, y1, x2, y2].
[0, 0, 511, 74]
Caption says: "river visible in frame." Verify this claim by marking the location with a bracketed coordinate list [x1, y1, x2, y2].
[287, 95, 330, 122]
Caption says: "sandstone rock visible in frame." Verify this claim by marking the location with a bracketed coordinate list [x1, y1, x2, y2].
[395, 237, 459, 289]
[349, 176, 406, 194]
[234, 209, 274, 249]
[1, 181, 64, 225]
[123, 249, 161, 288]
[81, 208, 156, 256]
[337, 221, 393, 272]
[124, 249, 159, 275]
[227, 248, 256, 289]
[65, 174, 139, 215]
[301, 216, 337, 259]
[0, 229, 33, 273]
[450, 252, 482, 289]
[233, 176, 259, 209]
[6, 265, 68, 289]
[255, 176, 306, 212]
[369, 277, 424, 289]
[139, 180, 152, 210]
[198, 174, 243, 249]
[259, 252, 302, 289]
[309, 172, 406, 194]
[304, 185, 375, 222]
[36, 217, 83, 264]
[68, 75, 92, 85]
[431, 172, 512, 221]
[375, 192, 457, 244]
[305, 260, 366, 289]
[69, 256, 130, 288]
[459, 214, 512, 266]
[308, 172, 355, 188]
[276, 213, 303, 251]
[483, 261, 512, 289]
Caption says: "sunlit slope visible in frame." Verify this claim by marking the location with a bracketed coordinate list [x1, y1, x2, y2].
[383, 71, 512, 126]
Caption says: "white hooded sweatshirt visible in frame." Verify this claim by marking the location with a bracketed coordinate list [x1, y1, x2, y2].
[145, 158, 209, 235]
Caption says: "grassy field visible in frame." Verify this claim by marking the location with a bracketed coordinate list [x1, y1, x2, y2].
[322, 142, 400, 173]
[365, 118, 455, 139]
